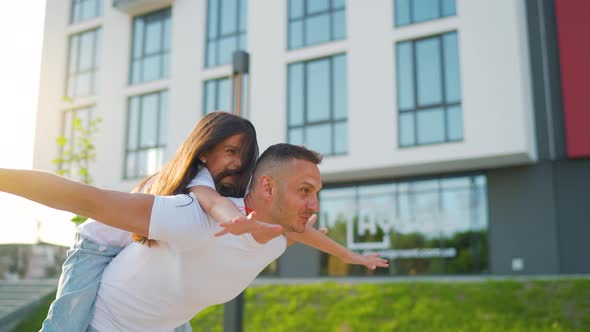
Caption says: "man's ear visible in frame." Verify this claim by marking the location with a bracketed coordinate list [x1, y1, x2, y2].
[257, 175, 274, 199]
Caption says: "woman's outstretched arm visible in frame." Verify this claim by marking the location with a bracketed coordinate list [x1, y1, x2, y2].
[189, 185, 283, 242]
[0, 168, 154, 236]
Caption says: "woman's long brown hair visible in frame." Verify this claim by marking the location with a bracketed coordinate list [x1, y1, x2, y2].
[131, 111, 259, 246]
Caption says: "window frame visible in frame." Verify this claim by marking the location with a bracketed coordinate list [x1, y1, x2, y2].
[396, 31, 463, 147]
[318, 172, 489, 276]
[205, 0, 247, 68]
[286, 53, 348, 157]
[394, 0, 456, 27]
[129, 8, 172, 85]
[66, 27, 101, 98]
[287, 0, 346, 50]
[202, 76, 230, 115]
[70, 0, 103, 24]
[123, 90, 168, 180]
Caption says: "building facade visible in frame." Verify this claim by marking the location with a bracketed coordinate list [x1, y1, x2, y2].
[34, 0, 590, 277]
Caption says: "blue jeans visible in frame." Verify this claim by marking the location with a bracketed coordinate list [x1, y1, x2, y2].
[41, 233, 192, 332]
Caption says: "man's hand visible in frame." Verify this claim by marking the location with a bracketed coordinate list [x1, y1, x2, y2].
[343, 252, 389, 270]
[306, 214, 328, 235]
[214, 211, 283, 241]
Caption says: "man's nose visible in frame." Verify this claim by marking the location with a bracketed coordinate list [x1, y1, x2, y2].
[308, 196, 319, 212]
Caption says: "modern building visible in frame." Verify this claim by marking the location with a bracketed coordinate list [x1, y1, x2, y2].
[34, 0, 590, 278]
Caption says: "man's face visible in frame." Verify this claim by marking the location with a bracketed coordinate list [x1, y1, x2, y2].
[269, 159, 322, 233]
[202, 133, 245, 192]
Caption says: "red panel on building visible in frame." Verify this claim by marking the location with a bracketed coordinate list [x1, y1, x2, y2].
[555, 0, 590, 158]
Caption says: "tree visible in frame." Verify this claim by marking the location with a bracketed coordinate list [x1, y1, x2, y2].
[52, 97, 102, 224]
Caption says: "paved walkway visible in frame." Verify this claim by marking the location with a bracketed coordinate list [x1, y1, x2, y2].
[0, 279, 57, 332]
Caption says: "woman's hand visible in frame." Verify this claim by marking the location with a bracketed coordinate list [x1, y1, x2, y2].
[214, 211, 283, 243]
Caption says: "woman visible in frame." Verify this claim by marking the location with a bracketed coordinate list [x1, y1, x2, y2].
[39, 111, 275, 331]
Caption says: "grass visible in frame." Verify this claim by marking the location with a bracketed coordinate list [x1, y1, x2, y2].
[190, 279, 590, 332]
[14, 292, 55, 332]
[16, 279, 590, 332]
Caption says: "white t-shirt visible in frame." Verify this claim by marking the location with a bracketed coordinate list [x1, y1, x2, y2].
[77, 168, 216, 247]
[89, 170, 287, 332]
[76, 221, 133, 247]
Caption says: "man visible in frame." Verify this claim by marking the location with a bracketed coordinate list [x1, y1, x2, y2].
[86, 144, 317, 330]
[0, 144, 387, 331]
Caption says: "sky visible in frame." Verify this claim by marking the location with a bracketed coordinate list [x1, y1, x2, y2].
[0, 2, 76, 246]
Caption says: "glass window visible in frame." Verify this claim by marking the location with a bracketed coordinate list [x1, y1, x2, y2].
[318, 187, 356, 276]
[441, 0, 457, 17]
[287, 54, 348, 156]
[413, 0, 440, 23]
[70, 0, 102, 24]
[206, 0, 247, 67]
[394, 0, 456, 27]
[288, 63, 304, 126]
[130, 8, 171, 84]
[395, 0, 411, 26]
[396, 32, 463, 147]
[202, 76, 248, 115]
[396, 42, 415, 110]
[332, 55, 347, 120]
[306, 124, 331, 155]
[66, 28, 101, 98]
[203, 77, 230, 114]
[416, 107, 445, 144]
[125, 91, 168, 179]
[306, 59, 331, 122]
[319, 175, 489, 276]
[59, 106, 95, 181]
[289, 0, 304, 19]
[416, 38, 443, 106]
[443, 32, 461, 103]
[288, 0, 346, 49]
[304, 14, 331, 46]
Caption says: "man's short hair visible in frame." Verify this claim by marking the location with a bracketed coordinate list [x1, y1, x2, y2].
[250, 144, 322, 191]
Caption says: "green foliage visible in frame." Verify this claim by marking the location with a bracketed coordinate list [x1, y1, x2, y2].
[14, 292, 55, 332]
[52, 100, 102, 224]
[18, 280, 590, 331]
[53, 116, 102, 184]
[190, 304, 224, 332]
[190, 279, 590, 332]
[70, 215, 89, 223]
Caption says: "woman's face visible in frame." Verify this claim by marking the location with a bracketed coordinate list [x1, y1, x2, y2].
[201, 133, 246, 189]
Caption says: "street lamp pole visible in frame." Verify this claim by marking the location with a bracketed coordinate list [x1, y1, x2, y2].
[223, 50, 250, 332]
[230, 51, 249, 117]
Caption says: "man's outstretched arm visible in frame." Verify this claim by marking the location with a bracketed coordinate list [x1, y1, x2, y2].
[286, 217, 389, 270]
[0, 168, 153, 236]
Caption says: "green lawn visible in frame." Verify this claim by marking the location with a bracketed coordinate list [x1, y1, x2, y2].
[17, 279, 590, 332]
[14, 292, 55, 332]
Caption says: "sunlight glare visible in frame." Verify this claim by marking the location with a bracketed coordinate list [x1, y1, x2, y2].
[0, 1, 74, 246]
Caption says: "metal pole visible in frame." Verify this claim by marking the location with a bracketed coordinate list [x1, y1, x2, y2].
[230, 51, 249, 116]
[234, 72, 243, 116]
[223, 292, 244, 332]
[223, 50, 250, 332]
